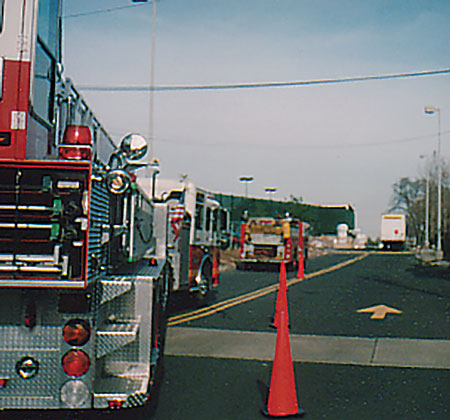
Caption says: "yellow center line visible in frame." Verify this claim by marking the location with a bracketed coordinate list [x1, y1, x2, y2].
[168, 253, 369, 326]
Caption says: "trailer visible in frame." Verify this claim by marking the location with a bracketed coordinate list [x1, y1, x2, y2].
[381, 214, 406, 250]
[0, 0, 170, 412]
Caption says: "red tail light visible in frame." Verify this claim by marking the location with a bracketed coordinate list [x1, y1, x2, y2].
[108, 400, 124, 408]
[62, 350, 90, 377]
[59, 145, 92, 161]
[63, 319, 91, 346]
[284, 238, 292, 259]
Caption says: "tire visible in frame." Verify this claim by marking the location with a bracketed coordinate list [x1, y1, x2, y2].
[148, 266, 171, 399]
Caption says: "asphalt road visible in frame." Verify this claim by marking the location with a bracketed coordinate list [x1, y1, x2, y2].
[5, 252, 449, 419]
[155, 251, 450, 419]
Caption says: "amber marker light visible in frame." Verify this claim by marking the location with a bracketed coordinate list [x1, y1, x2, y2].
[63, 319, 91, 346]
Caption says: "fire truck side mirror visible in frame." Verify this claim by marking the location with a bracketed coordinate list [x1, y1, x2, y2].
[120, 133, 148, 161]
[106, 169, 131, 195]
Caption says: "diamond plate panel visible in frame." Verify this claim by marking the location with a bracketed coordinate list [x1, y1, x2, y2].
[0, 349, 60, 408]
[0, 325, 60, 350]
[100, 278, 133, 305]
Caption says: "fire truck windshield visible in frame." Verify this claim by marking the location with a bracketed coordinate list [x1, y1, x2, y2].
[37, 0, 60, 59]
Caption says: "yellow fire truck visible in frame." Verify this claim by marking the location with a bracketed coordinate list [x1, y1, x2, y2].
[238, 216, 304, 270]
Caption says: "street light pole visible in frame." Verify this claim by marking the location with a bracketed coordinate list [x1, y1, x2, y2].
[239, 176, 254, 198]
[149, 0, 157, 150]
[265, 187, 277, 215]
[265, 187, 277, 200]
[424, 106, 442, 257]
[419, 154, 430, 248]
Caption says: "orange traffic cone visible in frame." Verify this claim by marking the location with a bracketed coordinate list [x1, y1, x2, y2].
[272, 262, 288, 329]
[296, 252, 304, 280]
[212, 254, 219, 287]
[263, 310, 305, 418]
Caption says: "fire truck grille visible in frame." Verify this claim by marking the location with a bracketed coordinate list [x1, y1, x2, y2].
[0, 164, 88, 283]
[253, 245, 277, 258]
[87, 179, 110, 281]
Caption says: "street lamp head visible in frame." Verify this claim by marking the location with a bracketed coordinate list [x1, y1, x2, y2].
[239, 176, 254, 183]
[424, 106, 439, 115]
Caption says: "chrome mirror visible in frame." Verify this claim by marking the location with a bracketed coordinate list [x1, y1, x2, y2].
[120, 133, 148, 161]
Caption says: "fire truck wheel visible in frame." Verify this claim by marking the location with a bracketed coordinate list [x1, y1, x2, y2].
[236, 261, 246, 270]
[197, 259, 213, 302]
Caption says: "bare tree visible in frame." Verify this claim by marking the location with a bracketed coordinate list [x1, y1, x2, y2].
[390, 156, 450, 247]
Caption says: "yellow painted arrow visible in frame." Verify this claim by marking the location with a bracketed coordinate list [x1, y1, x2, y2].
[357, 304, 402, 320]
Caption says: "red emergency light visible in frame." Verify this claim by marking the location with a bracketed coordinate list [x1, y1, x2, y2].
[59, 125, 93, 161]
[62, 125, 92, 145]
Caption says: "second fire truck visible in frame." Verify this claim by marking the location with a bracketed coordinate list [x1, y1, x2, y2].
[238, 215, 305, 270]
[152, 179, 229, 298]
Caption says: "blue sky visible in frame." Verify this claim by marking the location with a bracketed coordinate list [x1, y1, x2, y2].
[63, 0, 450, 236]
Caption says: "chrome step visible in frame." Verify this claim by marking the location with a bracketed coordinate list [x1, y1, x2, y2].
[93, 373, 149, 408]
[96, 319, 139, 359]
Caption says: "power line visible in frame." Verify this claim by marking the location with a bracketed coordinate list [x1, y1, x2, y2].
[107, 130, 449, 150]
[78, 68, 450, 92]
[63, 3, 149, 20]
[296, 130, 450, 150]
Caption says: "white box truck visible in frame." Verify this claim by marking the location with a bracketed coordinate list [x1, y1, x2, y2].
[381, 214, 406, 250]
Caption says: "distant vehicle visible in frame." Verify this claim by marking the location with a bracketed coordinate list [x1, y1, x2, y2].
[380, 214, 406, 250]
[237, 216, 305, 270]
[353, 230, 368, 249]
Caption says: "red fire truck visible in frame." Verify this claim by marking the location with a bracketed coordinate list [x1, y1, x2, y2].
[0, 0, 170, 412]
[238, 215, 304, 270]
[153, 179, 229, 298]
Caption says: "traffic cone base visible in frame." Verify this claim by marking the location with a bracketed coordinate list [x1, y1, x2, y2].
[262, 407, 305, 418]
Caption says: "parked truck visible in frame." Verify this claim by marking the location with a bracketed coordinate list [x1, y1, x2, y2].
[0, 0, 171, 412]
[380, 214, 406, 250]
